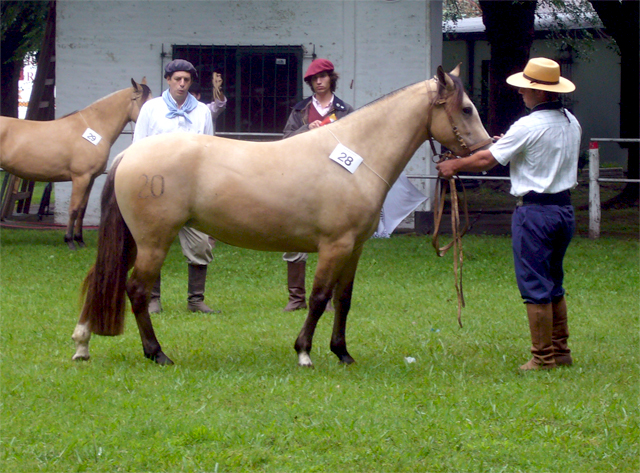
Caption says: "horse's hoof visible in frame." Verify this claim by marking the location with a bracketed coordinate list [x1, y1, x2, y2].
[150, 352, 174, 365]
[338, 354, 355, 365]
[66, 241, 77, 251]
[71, 353, 90, 361]
[297, 352, 314, 368]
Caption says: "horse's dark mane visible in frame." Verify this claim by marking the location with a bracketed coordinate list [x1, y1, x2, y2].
[140, 84, 151, 102]
[353, 73, 465, 117]
[354, 83, 418, 114]
[60, 110, 79, 119]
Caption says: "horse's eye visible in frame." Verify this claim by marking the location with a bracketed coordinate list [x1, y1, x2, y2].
[463, 107, 473, 115]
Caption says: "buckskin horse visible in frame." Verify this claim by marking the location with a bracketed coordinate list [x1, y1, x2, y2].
[0, 79, 151, 249]
[71, 66, 491, 367]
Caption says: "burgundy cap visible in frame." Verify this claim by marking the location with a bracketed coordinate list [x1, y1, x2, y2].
[304, 58, 334, 80]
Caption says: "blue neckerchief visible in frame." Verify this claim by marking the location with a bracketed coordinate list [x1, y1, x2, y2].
[162, 89, 198, 124]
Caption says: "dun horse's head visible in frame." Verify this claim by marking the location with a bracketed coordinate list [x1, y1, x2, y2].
[130, 77, 152, 122]
[427, 65, 491, 157]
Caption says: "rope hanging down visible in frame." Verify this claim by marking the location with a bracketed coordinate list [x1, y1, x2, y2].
[431, 153, 470, 328]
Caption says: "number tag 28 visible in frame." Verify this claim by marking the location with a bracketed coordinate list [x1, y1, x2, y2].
[329, 143, 363, 174]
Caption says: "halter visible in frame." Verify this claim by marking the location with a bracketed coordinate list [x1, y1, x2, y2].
[425, 77, 493, 162]
[425, 77, 493, 328]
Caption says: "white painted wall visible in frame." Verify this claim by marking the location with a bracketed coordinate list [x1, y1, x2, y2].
[54, 0, 443, 226]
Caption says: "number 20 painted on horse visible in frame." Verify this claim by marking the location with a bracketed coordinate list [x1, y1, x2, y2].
[72, 66, 491, 368]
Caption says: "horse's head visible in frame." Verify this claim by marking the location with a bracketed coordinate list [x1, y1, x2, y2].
[427, 65, 491, 157]
[130, 78, 152, 122]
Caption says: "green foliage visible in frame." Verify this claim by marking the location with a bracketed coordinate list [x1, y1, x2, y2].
[444, 0, 616, 60]
[0, 1, 49, 64]
[1, 230, 638, 472]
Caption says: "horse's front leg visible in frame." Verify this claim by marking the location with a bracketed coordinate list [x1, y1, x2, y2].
[127, 267, 173, 365]
[294, 242, 355, 367]
[295, 283, 333, 367]
[64, 175, 90, 250]
[73, 177, 95, 248]
[328, 246, 362, 365]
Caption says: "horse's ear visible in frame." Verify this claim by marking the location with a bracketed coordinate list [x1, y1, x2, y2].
[437, 65, 455, 92]
[131, 78, 138, 89]
[449, 63, 462, 78]
[141, 77, 147, 85]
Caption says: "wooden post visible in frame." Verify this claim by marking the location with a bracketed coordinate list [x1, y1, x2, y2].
[588, 141, 601, 239]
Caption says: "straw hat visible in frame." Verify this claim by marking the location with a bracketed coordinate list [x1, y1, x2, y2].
[506, 57, 575, 93]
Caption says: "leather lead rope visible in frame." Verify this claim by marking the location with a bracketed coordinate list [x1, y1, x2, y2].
[425, 79, 493, 328]
[432, 173, 469, 328]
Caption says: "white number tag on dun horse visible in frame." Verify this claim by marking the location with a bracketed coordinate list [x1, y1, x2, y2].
[82, 128, 102, 146]
[329, 143, 363, 173]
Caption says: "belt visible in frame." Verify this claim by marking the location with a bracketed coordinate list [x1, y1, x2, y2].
[517, 190, 571, 207]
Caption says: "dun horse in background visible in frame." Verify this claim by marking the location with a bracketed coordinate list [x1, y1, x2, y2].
[0, 79, 151, 249]
[72, 66, 491, 367]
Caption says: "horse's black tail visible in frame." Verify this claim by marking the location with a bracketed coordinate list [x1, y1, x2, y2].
[79, 152, 135, 336]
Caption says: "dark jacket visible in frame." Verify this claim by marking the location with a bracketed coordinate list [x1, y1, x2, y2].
[282, 95, 354, 138]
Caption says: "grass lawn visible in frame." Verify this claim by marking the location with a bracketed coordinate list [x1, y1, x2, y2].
[0, 227, 638, 472]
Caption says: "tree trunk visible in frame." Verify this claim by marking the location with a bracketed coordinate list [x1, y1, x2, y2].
[479, 0, 537, 136]
[0, 59, 21, 118]
[589, 0, 639, 207]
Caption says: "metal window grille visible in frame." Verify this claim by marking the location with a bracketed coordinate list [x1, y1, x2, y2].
[172, 45, 303, 138]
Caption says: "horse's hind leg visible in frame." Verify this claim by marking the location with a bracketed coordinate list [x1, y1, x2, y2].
[71, 315, 92, 361]
[73, 178, 95, 248]
[127, 247, 174, 365]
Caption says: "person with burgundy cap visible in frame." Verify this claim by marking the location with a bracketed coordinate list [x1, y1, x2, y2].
[437, 57, 582, 371]
[281, 58, 355, 312]
[133, 59, 221, 315]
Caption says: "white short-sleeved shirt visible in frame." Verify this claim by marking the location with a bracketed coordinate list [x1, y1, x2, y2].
[133, 95, 214, 142]
[490, 108, 582, 197]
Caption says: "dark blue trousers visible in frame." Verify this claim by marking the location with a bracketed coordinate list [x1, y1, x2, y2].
[511, 205, 575, 304]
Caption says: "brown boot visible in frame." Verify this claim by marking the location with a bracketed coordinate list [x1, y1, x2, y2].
[552, 296, 573, 366]
[284, 261, 307, 311]
[149, 275, 162, 314]
[519, 303, 557, 371]
[187, 264, 220, 314]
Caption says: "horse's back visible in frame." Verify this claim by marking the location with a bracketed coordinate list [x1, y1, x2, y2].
[0, 115, 107, 181]
[114, 132, 380, 252]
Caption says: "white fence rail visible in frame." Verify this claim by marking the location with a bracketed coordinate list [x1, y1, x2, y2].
[588, 138, 640, 239]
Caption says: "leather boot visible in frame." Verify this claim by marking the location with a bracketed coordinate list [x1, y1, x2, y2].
[149, 275, 162, 314]
[284, 261, 307, 311]
[519, 303, 557, 371]
[552, 296, 572, 366]
[187, 264, 220, 314]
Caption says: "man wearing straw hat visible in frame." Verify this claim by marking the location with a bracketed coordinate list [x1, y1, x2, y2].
[436, 57, 582, 371]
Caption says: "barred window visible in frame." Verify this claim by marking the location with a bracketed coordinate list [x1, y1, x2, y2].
[172, 45, 303, 138]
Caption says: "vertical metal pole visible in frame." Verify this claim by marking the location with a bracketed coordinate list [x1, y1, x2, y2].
[588, 141, 601, 239]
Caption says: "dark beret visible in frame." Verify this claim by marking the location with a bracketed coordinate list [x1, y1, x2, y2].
[164, 59, 198, 80]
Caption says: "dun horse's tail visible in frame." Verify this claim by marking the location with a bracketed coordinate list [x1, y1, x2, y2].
[79, 152, 134, 336]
